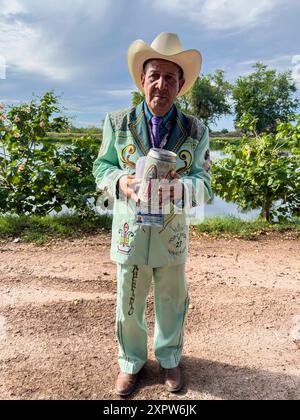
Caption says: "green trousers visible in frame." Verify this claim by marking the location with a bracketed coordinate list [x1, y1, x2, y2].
[116, 263, 189, 374]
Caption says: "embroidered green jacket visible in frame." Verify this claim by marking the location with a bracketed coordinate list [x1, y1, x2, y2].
[92, 102, 212, 268]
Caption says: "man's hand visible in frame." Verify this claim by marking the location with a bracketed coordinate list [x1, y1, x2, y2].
[158, 171, 184, 206]
[119, 175, 140, 203]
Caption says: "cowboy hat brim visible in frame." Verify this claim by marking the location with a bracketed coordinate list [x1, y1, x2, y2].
[127, 40, 202, 97]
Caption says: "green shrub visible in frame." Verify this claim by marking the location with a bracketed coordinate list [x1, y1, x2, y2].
[0, 92, 101, 216]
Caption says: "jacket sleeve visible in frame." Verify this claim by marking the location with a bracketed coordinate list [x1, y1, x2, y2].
[180, 126, 213, 209]
[92, 114, 129, 199]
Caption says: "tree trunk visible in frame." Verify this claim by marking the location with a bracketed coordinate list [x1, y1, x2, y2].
[263, 192, 271, 222]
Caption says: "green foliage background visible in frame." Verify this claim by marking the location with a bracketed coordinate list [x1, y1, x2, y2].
[0, 92, 99, 217]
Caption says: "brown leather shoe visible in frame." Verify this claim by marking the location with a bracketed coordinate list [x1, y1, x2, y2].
[115, 372, 138, 396]
[164, 366, 183, 392]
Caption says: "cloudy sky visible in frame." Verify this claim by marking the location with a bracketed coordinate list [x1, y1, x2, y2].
[0, 0, 299, 130]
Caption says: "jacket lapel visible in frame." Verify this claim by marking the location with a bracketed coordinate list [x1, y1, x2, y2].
[165, 106, 190, 153]
[128, 102, 191, 156]
[128, 102, 150, 156]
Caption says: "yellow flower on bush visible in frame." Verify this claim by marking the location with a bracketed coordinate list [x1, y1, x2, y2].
[14, 116, 20, 123]
[18, 164, 26, 172]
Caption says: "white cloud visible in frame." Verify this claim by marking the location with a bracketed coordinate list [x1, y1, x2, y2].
[98, 89, 135, 97]
[0, 19, 73, 81]
[291, 55, 300, 87]
[0, 54, 6, 79]
[0, 98, 22, 104]
[21, 0, 109, 23]
[0, 0, 25, 16]
[151, 0, 277, 32]
[239, 55, 292, 67]
[0, 0, 109, 81]
[291, 55, 300, 64]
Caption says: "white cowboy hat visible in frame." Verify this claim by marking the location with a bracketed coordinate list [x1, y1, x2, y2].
[127, 32, 202, 97]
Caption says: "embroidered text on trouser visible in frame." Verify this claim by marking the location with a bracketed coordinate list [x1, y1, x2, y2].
[116, 263, 189, 374]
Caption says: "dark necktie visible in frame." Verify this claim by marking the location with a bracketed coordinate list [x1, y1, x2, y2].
[151, 116, 163, 148]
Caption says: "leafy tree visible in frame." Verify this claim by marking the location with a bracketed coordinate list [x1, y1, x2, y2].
[0, 92, 99, 216]
[177, 70, 232, 128]
[212, 114, 300, 222]
[54, 136, 99, 217]
[49, 115, 71, 132]
[232, 63, 299, 134]
[132, 91, 145, 107]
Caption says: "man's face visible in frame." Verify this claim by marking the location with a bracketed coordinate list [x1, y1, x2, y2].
[141, 59, 185, 116]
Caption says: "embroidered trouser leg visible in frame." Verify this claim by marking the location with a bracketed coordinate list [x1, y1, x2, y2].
[116, 264, 152, 374]
[153, 263, 189, 369]
[116, 263, 189, 374]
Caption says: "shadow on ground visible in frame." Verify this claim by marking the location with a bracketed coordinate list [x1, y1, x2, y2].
[126, 357, 300, 400]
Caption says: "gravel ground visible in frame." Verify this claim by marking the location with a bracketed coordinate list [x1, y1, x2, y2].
[0, 232, 299, 400]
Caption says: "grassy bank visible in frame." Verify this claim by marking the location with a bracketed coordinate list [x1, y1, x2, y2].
[0, 214, 112, 245]
[194, 216, 300, 240]
[44, 130, 102, 143]
[44, 134, 241, 149]
[210, 137, 241, 150]
[44, 136, 239, 149]
[0, 214, 299, 244]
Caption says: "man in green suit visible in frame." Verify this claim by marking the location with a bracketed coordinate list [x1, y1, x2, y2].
[93, 32, 212, 396]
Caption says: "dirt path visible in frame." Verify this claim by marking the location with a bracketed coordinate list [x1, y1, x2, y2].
[0, 233, 299, 400]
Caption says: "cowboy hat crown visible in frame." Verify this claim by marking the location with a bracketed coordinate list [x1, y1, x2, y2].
[127, 32, 202, 97]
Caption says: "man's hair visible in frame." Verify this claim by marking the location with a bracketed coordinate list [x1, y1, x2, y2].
[143, 59, 184, 80]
